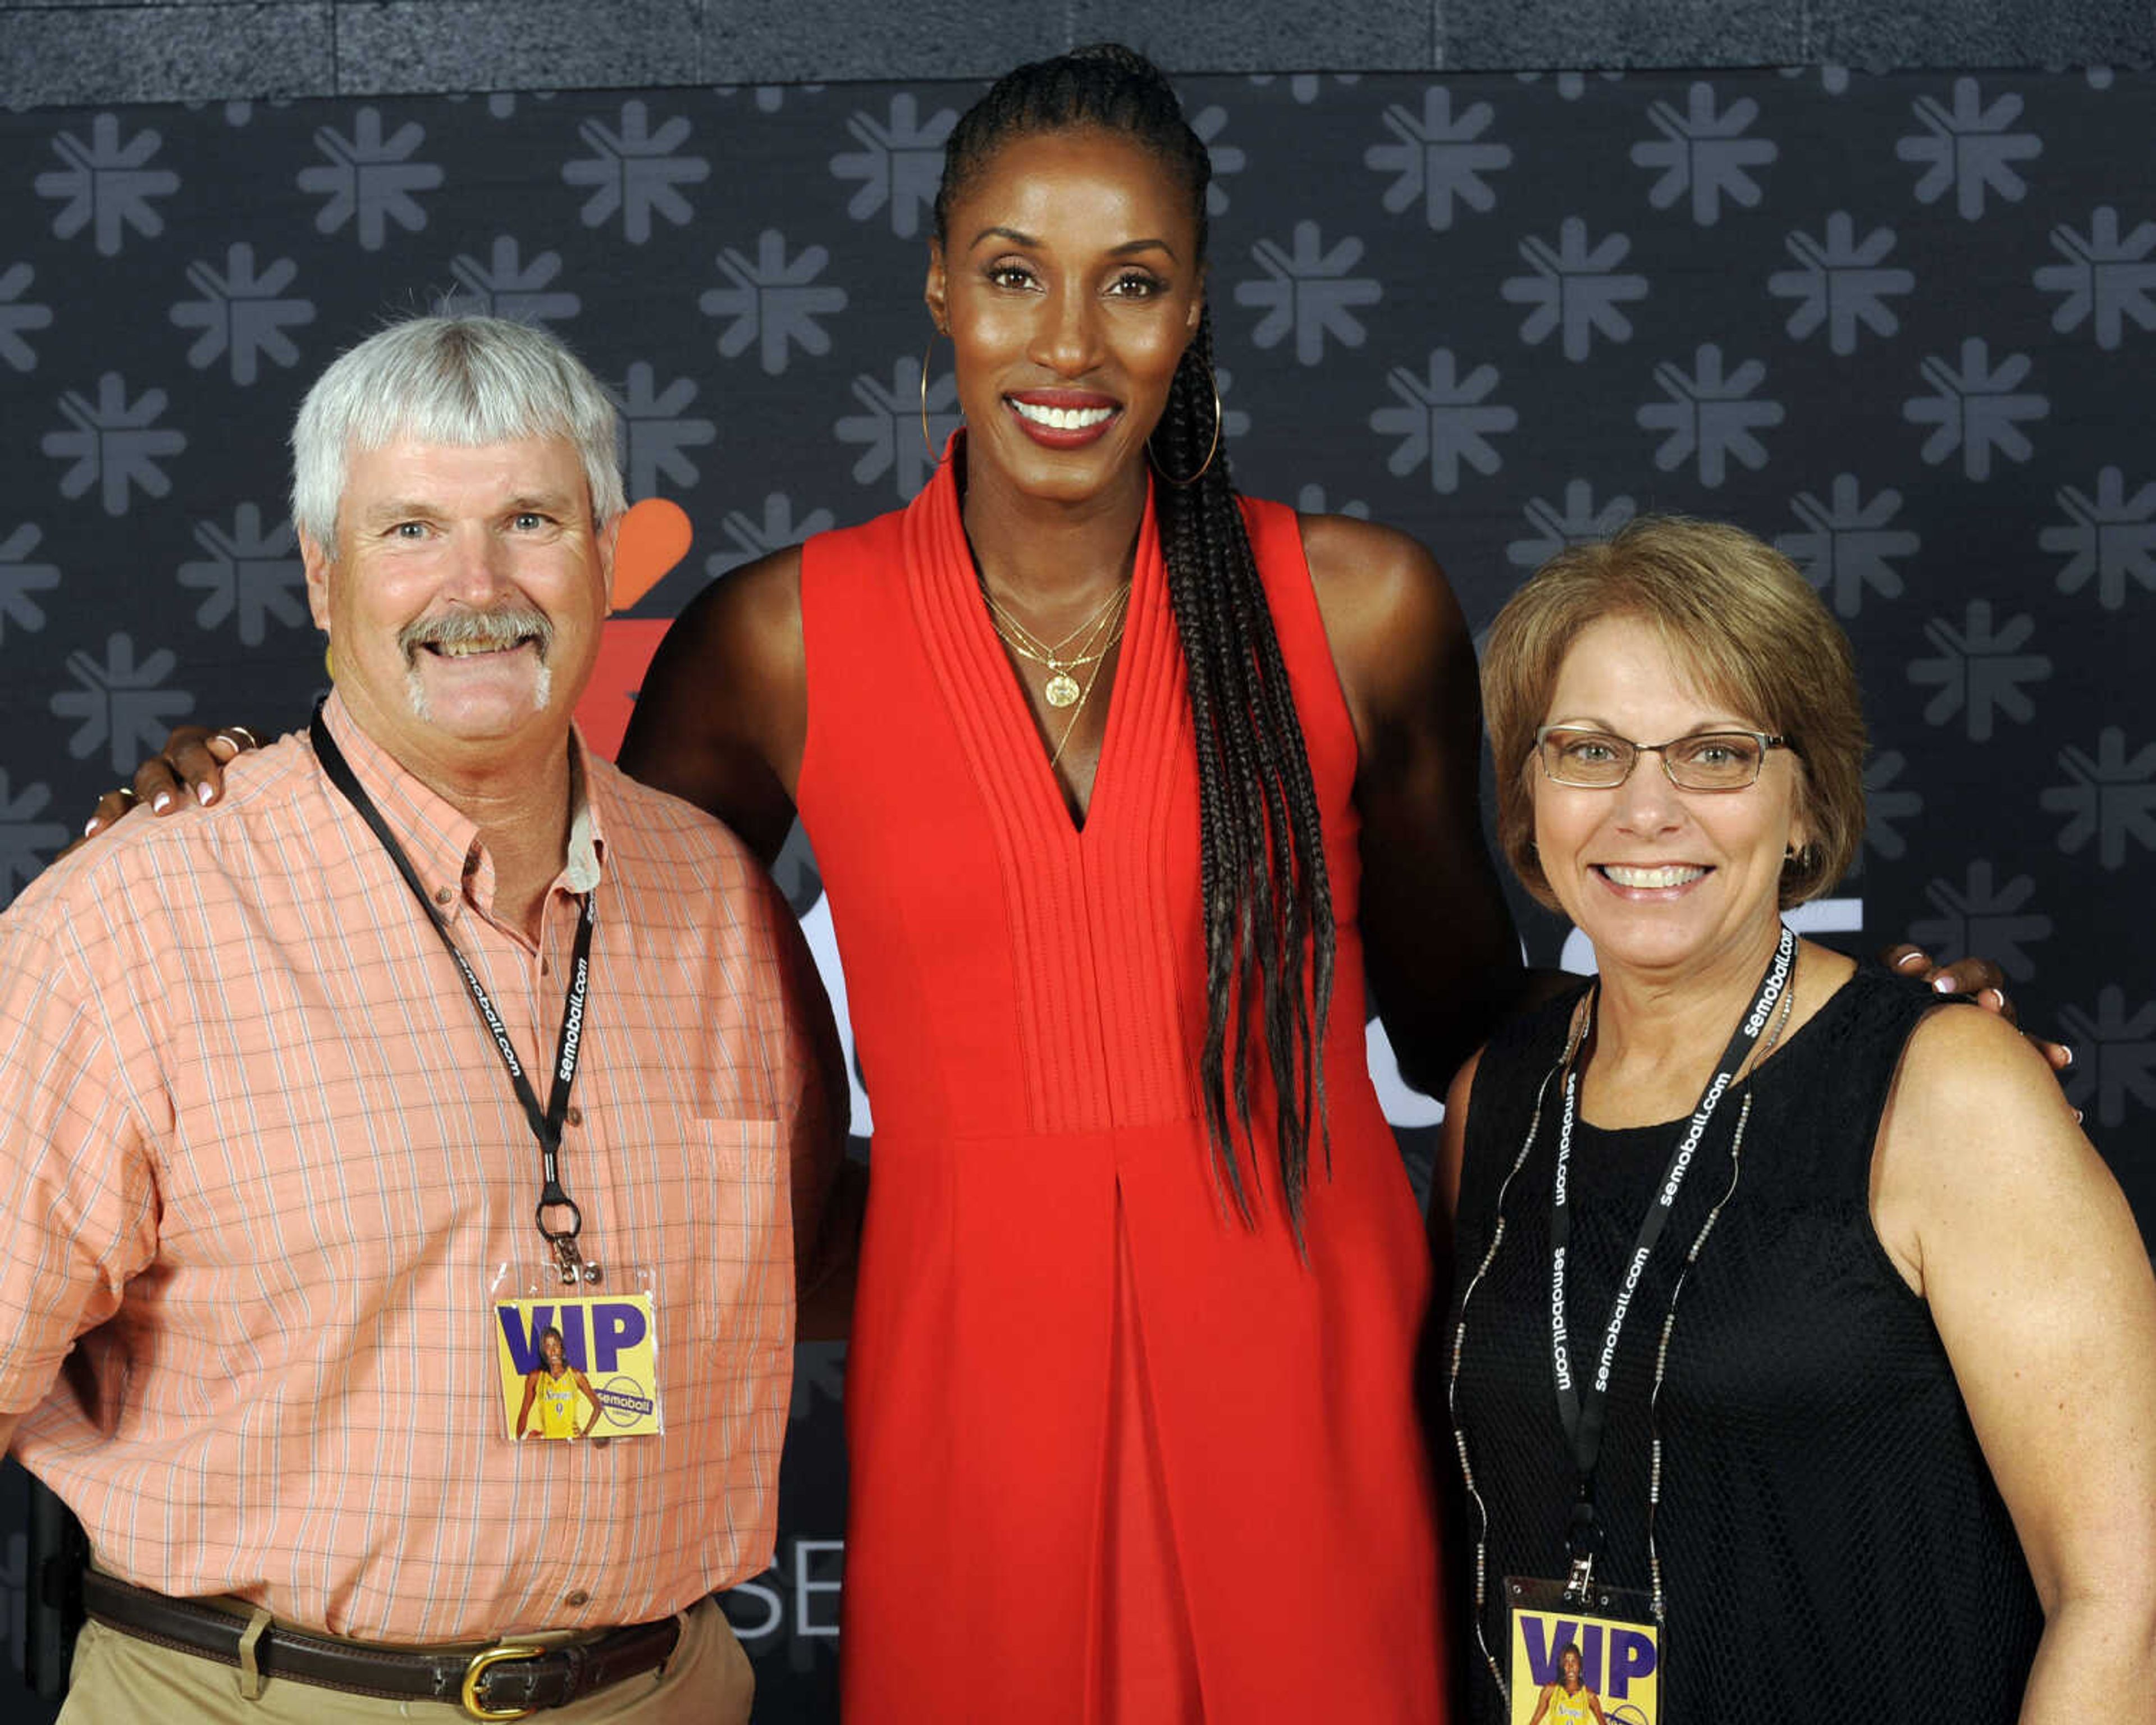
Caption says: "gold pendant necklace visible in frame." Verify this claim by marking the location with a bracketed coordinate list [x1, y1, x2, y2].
[983, 580, 1132, 711]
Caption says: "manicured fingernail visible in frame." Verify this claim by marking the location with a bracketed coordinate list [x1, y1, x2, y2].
[196, 783, 214, 805]
[83, 816, 101, 837]
[2059, 1046, 2075, 1068]
[152, 791, 172, 813]
[1933, 974, 1955, 991]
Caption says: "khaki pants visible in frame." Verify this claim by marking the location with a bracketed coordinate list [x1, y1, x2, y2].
[60, 1595, 753, 1724]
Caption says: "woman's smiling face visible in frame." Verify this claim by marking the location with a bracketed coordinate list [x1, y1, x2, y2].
[926, 126, 1204, 508]
[1532, 613, 1809, 986]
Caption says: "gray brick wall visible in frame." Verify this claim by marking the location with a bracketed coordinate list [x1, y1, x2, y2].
[3, 0, 2152, 107]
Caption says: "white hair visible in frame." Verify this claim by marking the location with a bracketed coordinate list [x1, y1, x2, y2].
[290, 315, 624, 553]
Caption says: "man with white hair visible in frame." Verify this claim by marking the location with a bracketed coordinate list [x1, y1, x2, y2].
[0, 314, 840, 1722]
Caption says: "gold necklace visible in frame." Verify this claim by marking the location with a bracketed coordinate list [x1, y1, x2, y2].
[1045, 606, 1129, 772]
[984, 582, 1131, 709]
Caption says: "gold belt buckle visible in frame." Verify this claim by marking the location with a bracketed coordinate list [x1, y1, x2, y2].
[461, 1642, 546, 1721]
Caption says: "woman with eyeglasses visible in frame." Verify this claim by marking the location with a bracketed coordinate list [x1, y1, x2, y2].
[1436, 515, 2156, 1723]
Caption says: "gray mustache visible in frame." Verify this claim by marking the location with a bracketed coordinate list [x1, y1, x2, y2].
[399, 606, 555, 661]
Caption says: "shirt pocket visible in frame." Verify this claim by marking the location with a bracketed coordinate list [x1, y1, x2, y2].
[663, 1117, 787, 1361]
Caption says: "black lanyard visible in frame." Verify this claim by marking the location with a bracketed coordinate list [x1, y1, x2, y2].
[1548, 923, 1795, 1555]
[310, 704, 602, 1284]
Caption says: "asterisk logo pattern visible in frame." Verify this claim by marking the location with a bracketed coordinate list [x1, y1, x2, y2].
[0, 524, 61, 645]
[1500, 220, 1648, 362]
[1898, 79, 2041, 221]
[1191, 106, 1246, 216]
[1248, 74, 1363, 105]
[1235, 223, 1382, 364]
[168, 244, 315, 385]
[1365, 89, 1511, 231]
[2041, 468, 2156, 610]
[563, 102, 709, 244]
[0, 773, 70, 897]
[2033, 207, 2156, 350]
[2058, 988, 2156, 1129]
[2043, 729, 2156, 868]
[701, 231, 848, 376]
[1778, 476, 1919, 617]
[1906, 861, 2052, 982]
[1506, 481, 1637, 569]
[705, 494, 839, 579]
[175, 505, 306, 646]
[611, 364, 718, 498]
[43, 375, 188, 517]
[444, 238, 581, 326]
[1903, 337, 2047, 480]
[0, 265, 54, 373]
[1859, 751, 1922, 870]
[829, 95, 956, 240]
[835, 355, 960, 499]
[1767, 214, 1913, 353]
[36, 115, 180, 257]
[297, 109, 445, 250]
[49, 633, 197, 769]
[1636, 344, 1783, 486]
[1630, 83, 1776, 225]
[1369, 350, 1518, 493]
[1292, 485, 1371, 520]
[1907, 601, 2051, 741]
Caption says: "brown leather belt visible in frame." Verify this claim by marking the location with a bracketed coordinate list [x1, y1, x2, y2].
[83, 1569, 683, 1720]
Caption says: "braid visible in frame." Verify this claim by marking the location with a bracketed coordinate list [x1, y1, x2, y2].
[938, 47, 1338, 1230]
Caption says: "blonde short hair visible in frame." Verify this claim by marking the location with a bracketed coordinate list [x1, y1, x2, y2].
[1481, 515, 1866, 911]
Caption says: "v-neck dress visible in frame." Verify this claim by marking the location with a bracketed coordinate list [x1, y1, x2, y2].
[795, 452, 1445, 1722]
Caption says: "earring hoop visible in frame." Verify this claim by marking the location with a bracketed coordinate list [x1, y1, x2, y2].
[920, 329, 944, 462]
[1147, 374, 1222, 489]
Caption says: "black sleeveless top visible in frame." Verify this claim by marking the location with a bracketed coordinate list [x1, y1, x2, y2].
[1444, 965, 2044, 1723]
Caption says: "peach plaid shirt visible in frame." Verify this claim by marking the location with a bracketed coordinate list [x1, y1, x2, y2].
[0, 696, 811, 1641]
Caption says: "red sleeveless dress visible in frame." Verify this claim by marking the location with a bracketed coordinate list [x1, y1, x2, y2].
[796, 453, 1445, 1722]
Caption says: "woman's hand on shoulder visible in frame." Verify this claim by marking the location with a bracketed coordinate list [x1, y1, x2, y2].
[1882, 942, 2071, 1074]
[617, 545, 807, 867]
[1299, 512, 1526, 1094]
[78, 723, 264, 840]
[1875, 1001, 2156, 1614]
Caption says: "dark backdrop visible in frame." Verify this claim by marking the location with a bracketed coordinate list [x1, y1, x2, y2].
[1, 65, 2149, 1720]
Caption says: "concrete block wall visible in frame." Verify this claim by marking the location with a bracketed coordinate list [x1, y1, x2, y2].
[3, 0, 2153, 108]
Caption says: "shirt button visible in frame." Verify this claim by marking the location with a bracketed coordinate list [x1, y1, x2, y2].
[565, 1106, 583, 1127]
[433, 886, 453, 905]
[564, 1589, 590, 1608]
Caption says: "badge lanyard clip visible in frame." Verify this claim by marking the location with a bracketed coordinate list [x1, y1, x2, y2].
[1564, 1489, 1602, 1603]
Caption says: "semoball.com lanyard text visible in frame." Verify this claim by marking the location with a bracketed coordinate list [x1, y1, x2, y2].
[310, 701, 602, 1286]
[1447, 922, 1798, 1717]
[1548, 921, 1796, 1579]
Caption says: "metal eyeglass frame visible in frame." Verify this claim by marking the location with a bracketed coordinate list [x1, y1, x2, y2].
[1533, 724, 1789, 791]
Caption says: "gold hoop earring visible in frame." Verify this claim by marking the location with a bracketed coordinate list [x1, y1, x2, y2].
[920, 329, 945, 462]
[1147, 375, 1222, 489]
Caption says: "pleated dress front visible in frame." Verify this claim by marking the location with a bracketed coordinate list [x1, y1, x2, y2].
[795, 450, 1446, 1723]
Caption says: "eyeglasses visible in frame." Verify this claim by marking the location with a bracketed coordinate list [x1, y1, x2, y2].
[1534, 725, 1788, 791]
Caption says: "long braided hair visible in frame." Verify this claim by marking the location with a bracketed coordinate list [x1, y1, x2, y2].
[935, 44, 1337, 1230]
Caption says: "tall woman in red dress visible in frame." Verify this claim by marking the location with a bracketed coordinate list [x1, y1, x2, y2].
[623, 48, 1523, 1719]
